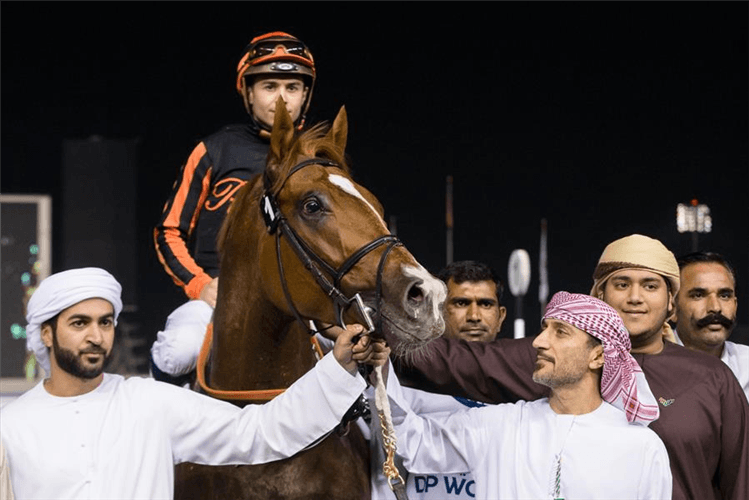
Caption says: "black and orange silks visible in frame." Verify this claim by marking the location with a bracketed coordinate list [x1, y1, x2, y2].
[154, 123, 269, 299]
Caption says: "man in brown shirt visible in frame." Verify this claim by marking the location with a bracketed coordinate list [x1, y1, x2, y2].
[395, 234, 749, 500]
[439, 260, 507, 343]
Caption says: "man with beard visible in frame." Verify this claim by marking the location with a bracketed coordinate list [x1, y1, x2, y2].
[673, 251, 749, 399]
[385, 292, 671, 499]
[0, 267, 386, 500]
[394, 234, 749, 500]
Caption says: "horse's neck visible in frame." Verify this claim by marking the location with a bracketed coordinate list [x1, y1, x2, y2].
[210, 279, 317, 392]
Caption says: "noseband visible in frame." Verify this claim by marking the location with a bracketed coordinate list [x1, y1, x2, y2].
[261, 157, 401, 337]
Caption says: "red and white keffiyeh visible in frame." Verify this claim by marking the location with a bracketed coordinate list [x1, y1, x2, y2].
[543, 291, 659, 425]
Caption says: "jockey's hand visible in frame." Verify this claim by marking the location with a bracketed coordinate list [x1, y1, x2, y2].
[200, 278, 219, 308]
[333, 324, 390, 374]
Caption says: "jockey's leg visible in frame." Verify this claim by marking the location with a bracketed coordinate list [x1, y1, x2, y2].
[150, 300, 213, 386]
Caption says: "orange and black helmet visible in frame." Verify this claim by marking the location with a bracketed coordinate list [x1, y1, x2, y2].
[236, 32, 316, 126]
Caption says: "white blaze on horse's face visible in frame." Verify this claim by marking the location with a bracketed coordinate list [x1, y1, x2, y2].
[327, 174, 388, 231]
[327, 171, 446, 352]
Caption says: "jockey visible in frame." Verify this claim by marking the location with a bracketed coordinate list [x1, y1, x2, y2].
[151, 32, 317, 384]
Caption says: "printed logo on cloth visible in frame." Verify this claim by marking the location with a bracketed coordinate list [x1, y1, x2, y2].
[408, 472, 476, 499]
[205, 178, 247, 211]
[454, 396, 486, 409]
[658, 397, 675, 407]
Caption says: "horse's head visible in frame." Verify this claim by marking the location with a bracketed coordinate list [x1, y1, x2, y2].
[235, 97, 445, 356]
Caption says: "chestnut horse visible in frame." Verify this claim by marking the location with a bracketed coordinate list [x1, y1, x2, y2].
[174, 102, 446, 500]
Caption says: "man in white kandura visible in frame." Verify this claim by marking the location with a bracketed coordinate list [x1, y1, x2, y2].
[0, 267, 384, 500]
[385, 291, 672, 499]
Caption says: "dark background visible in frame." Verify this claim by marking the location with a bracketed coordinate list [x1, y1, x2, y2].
[3, 2, 748, 372]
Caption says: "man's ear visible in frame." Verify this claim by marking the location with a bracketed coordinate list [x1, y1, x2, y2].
[496, 306, 508, 331]
[246, 83, 255, 107]
[41, 324, 53, 348]
[589, 344, 604, 371]
[596, 280, 607, 301]
[667, 291, 676, 320]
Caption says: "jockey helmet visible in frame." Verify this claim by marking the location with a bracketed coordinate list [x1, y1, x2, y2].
[236, 31, 316, 128]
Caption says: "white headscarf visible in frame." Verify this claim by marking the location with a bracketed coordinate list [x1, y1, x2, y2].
[26, 267, 123, 374]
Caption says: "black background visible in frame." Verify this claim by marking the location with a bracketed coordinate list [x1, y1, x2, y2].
[2, 2, 747, 361]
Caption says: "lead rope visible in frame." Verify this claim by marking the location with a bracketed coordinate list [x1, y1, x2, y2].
[373, 365, 408, 500]
[372, 239, 408, 499]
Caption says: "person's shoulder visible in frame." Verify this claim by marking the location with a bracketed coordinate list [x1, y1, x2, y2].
[109, 376, 191, 410]
[470, 335, 536, 354]
[596, 403, 665, 446]
[464, 397, 526, 429]
[204, 124, 264, 145]
[511, 397, 549, 416]
[118, 374, 172, 392]
[725, 340, 749, 355]
[0, 381, 49, 425]
[493, 335, 536, 347]
[631, 422, 669, 454]
[118, 375, 206, 401]
[661, 341, 745, 392]
[616, 421, 664, 447]
[662, 340, 728, 369]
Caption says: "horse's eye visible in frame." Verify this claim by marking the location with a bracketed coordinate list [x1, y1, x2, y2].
[302, 197, 322, 214]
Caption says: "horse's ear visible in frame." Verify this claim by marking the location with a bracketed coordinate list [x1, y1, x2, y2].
[269, 96, 296, 165]
[326, 106, 348, 152]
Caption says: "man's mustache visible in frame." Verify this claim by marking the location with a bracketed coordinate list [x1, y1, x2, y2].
[80, 346, 107, 355]
[695, 313, 735, 329]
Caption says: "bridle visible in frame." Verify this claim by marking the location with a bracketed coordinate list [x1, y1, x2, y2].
[260, 157, 402, 338]
[196, 156, 400, 401]
[262, 157, 410, 499]
[199, 156, 410, 498]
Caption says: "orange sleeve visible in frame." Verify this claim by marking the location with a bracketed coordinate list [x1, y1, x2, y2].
[154, 142, 213, 297]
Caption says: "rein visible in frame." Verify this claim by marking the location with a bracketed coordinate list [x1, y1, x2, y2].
[261, 157, 402, 337]
[196, 157, 400, 402]
[196, 322, 325, 402]
[264, 157, 409, 498]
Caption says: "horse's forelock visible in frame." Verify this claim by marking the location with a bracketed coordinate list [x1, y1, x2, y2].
[219, 123, 350, 257]
[267, 123, 350, 194]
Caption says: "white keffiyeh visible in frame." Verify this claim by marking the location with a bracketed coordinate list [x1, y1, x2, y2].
[26, 267, 123, 374]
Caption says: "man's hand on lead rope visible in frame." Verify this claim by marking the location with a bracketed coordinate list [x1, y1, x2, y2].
[333, 324, 391, 375]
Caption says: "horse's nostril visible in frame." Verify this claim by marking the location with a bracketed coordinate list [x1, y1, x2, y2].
[407, 283, 424, 303]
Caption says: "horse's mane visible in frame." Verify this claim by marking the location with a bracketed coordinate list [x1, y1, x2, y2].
[266, 122, 350, 194]
[217, 121, 349, 256]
